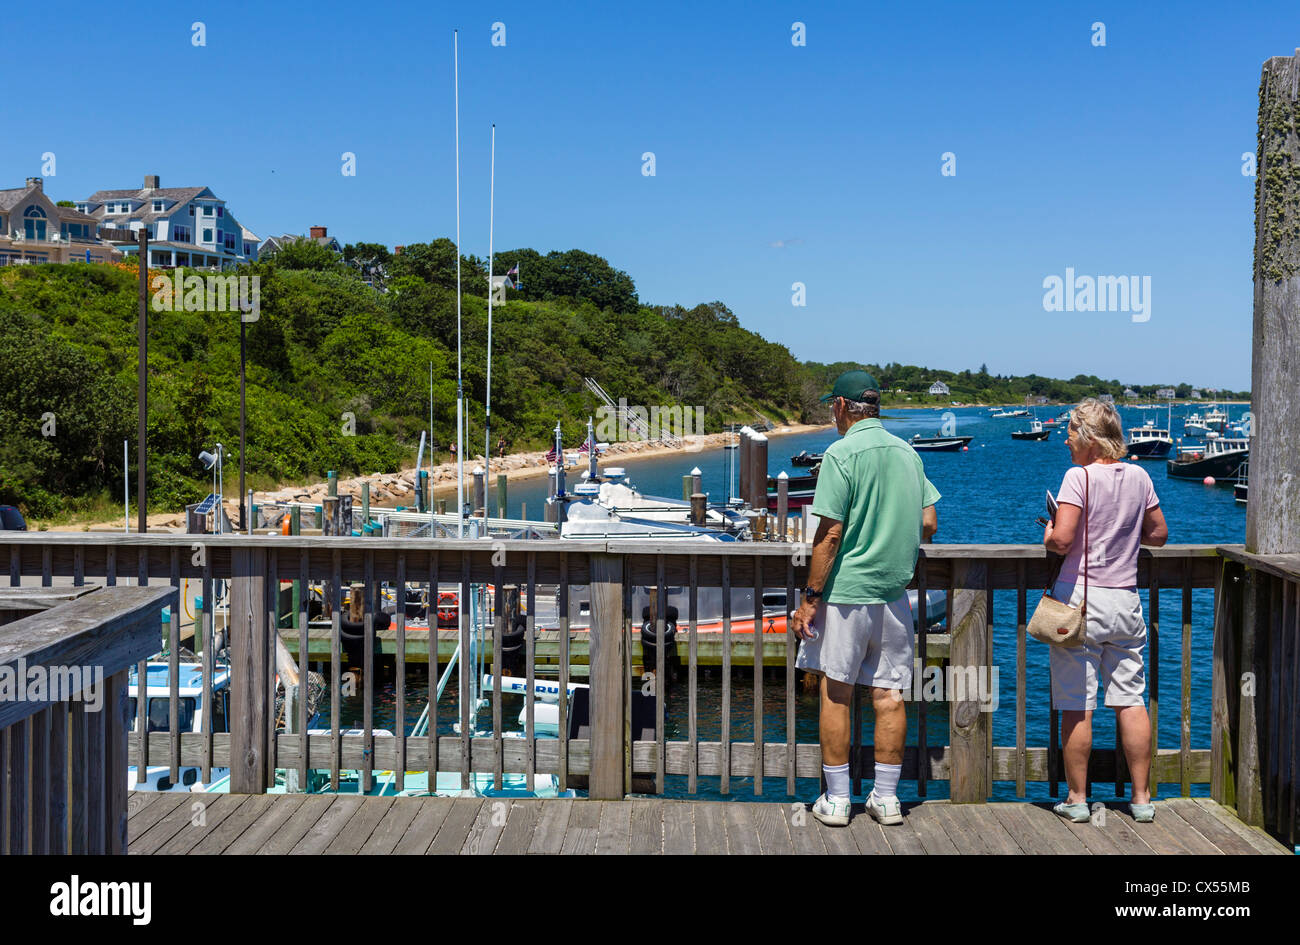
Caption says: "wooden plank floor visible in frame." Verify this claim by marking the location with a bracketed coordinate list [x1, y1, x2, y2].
[126, 792, 1292, 855]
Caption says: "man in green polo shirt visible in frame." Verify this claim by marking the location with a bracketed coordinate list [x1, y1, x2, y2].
[790, 370, 940, 826]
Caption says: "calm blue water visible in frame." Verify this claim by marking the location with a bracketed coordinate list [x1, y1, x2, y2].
[331, 405, 1247, 803]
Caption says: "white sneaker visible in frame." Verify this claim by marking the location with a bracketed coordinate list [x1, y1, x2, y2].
[811, 792, 852, 827]
[865, 791, 903, 825]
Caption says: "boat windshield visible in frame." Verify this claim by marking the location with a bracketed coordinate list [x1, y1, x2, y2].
[129, 696, 197, 733]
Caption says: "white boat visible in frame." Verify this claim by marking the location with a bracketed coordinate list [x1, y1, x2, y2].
[127, 662, 231, 792]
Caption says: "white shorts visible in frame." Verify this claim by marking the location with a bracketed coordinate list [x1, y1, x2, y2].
[1049, 581, 1147, 711]
[795, 595, 915, 690]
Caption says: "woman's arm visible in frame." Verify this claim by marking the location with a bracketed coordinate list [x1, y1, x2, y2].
[1141, 504, 1168, 547]
[1043, 502, 1081, 555]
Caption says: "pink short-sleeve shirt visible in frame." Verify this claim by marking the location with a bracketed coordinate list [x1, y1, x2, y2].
[1056, 461, 1159, 588]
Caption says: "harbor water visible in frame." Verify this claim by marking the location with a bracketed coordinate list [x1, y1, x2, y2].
[323, 404, 1247, 803]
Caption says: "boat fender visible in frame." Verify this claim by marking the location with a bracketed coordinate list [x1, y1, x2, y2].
[339, 610, 392, 640]
[640, 619, 678, 645]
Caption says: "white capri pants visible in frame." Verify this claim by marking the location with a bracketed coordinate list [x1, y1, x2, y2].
[1049, 580, 1148, 712]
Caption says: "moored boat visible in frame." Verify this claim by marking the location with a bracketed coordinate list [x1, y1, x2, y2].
[1165, 437, 1249, 483]
[909, 434, 973, 451]
[1010, 420, 1050, 441]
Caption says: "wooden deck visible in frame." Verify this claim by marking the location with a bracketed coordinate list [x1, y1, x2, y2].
[126, 792, 1291, 855]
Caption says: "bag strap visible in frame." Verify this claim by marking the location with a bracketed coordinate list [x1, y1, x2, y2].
[1081, 466, 1089, 617]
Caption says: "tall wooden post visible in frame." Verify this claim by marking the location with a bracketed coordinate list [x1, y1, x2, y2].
[229, 547, 269, 793]
[1249, 53, 1300, 556]
[948, 561, 992, 802]
[588, 553, 626, 799]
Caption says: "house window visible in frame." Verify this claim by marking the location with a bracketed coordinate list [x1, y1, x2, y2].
[203, 229, 213, 243]
[216, 207, 223, 218]
[173, 225, 191, 243]
[152, 200, 165, 212]
[203, 206, 213, 216]
[189, 204, 195, 216]
[224, 233, 236, 250]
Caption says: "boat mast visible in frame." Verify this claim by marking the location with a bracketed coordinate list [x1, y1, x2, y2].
[453, 29, 465, 538]
[484, 124, 496, 520]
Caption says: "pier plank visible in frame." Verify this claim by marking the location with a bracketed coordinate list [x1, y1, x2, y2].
[251, 794, 334, 855]
[1161, 799, 1254, 855]
[462, 797, 511, 855]
[1088, 804, 1157, 855]
[1056, 814, 1126, 855]
[496, 799, 541, 855]
[662, 800, 695, 854]
[1153, 802, 1227, 855]
[962, 804, 1024, 855]
[527, 798, 573, 855]
[188, 794, 278, 854]
[359, 798, 424, 855]
[126, 791, 187, 833]
[560, 799, 602, 855]
[722, 802, 761, 855]
[905, 802, 960, 855]
[325, 796, 395, 855]
[692, 798, 727, 854]
[930, 802, 993, 854]
[987, 803, 1059, 855]
[1109, 807, 1194, 855]
[289, 795, 367, 855]
[819, 812, 859, 855]
[629, 798, 664, 854]
[391, 797, 455, 855]
[223, 794, 312, 855]
[128, 793, 222, 855]
[753, 801, 794, 855]
[1020, 804, 1092, 855]
[788, 802, 829, 854]
[1191, 798, 1290, 854]
[153, 795, 248, 855]
[845, 808, 892, 855]
[596, 800, 634, 854]
[426, 797, 483, 854]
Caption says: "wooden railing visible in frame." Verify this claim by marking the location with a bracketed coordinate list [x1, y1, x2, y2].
[7, 535, 1278, 814]
[0, 584, 172, 853]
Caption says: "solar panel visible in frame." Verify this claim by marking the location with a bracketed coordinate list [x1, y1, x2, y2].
[193, 493, 219, 515]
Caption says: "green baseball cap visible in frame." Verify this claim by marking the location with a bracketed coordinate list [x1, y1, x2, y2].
[819, 369, 880, 403]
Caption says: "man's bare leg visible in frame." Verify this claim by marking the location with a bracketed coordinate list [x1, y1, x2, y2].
[871, 686, 906, 765]
[820, 675, 853, 766]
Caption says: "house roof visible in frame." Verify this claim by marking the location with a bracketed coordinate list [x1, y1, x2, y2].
[86, 186, 210, 205]
[0, 186, 33, 211]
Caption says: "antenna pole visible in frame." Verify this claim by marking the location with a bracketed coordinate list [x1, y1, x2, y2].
[454, 29, 465, 538]
[485, 124, 496, 520]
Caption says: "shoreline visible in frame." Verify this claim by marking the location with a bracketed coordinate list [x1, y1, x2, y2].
[58, 422, 830, 531]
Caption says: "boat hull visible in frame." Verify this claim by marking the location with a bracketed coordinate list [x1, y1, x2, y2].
[909, 436, 972, 452]
[1166, 451, 1248, 482]
[1127, 439, 1172, 459]
[1010, 430, 1050, 441]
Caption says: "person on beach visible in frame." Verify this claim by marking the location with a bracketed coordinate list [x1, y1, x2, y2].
[790, 370, 939, 827]
[1043, 397, 1168, 824]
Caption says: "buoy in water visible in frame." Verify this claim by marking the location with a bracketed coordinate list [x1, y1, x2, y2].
[1203, 476, 1216, 486]
[962, 446, 969, 451]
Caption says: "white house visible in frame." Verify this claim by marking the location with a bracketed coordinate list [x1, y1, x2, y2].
[928, 381, 950, 396]
[1156, 387, 1177, 400]
[78, 175, 258, 269]
[1123, 388, 1139, 399]
[260, 225, 343, 258]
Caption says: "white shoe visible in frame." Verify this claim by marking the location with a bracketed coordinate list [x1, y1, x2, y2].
[811, 792, 852, 827]
[865, 790, 903, 825]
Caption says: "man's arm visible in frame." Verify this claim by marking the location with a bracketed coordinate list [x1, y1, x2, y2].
[922, 504, 937, 542]
[790, 515, 842, 640]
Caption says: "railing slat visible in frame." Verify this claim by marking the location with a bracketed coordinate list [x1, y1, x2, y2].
[558, 551, 569, 792]
[169, 547, 181, 782]
[785, 557, 796, 796]
[1149, 558, 1160, 798]
[752, 554, 763, 796]
[459, 551, 471, 790]
[394, 553, 406, 793]
[1182, 557, 1193, 796]
[201, 561, 214, 783]
[69, 701, 87, 854]
[689, 554, 699, 795]
[721, 557, 731, 795]
[48, 705, 67, 855]
[1015, 559, 1027, 798]
[330, 549, 342, 790]
[916, 551, 929, 795]
[298, 547, 310, 789]
[428, 551, 440, 786]
[6, 720, 28, 853]
[656, 557, 666, 795]
[362, 550, 374, 794]
[526, 551, 537, 792]
[493, 560, 504, 790]
[30, 709, 48, 854]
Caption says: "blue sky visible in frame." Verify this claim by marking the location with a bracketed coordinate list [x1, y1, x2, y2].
[5, 0, 1291, 391]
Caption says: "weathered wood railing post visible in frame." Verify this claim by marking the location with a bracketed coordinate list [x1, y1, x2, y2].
[229, 546, 269, 793]
[948, 560, 992, 802]
[1234, 52, 1300, 829]
[587, 550, 626, 799]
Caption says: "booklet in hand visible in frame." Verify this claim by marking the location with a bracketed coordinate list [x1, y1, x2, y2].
[1046, 490, 1059, 521]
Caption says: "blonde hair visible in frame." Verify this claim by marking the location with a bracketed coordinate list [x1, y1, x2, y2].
[1070, 398, 1126, 460]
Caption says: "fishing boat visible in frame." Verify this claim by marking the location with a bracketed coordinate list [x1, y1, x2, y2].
[1126, 408, 1173, 459]
[990, 409, 1017, 418]
[1235, 461, 1249, 504]
[127, 662, 232, 792]
[790, 450, 823, 467]
[1166, 437, 1249, 483]
[909, 434, 973, 451]
[1010, 420, 1050, 441]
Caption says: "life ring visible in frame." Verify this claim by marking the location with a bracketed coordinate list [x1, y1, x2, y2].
[436, 592, 459, 627]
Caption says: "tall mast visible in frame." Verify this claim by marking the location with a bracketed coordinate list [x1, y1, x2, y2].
[453, 29, 465, 538]
[485, 124, 496, 520]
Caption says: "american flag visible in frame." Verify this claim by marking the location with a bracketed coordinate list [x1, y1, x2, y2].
[507, 263, 519, 288]
[577, 436, 591, 454]
[545, 445, 558, 463]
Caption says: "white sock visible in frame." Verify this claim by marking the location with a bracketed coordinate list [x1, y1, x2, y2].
[872, 762, 902, 799]
[822, 763, 850, 800]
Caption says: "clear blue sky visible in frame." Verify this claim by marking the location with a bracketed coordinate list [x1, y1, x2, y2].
[6, 0, 1292, 391]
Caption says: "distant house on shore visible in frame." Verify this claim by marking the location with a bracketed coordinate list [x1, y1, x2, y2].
[260, 225, 343, 258]
[1190, 389, 1202, 399]
[1098, 394, 1115, 405]
[0, 177, 120, 266]
[1156, 387, 1177, 400]
[77, 174, 258, 269]
[928, 381, 950, 396]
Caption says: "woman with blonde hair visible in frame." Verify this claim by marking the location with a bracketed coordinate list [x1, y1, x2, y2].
[1042, 397, 1168, 823]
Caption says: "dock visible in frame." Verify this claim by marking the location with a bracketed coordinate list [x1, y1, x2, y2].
[126, 792, 1290, 855]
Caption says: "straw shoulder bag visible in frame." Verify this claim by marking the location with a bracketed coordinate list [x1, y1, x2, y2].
[1027, 467, 1088, 647]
